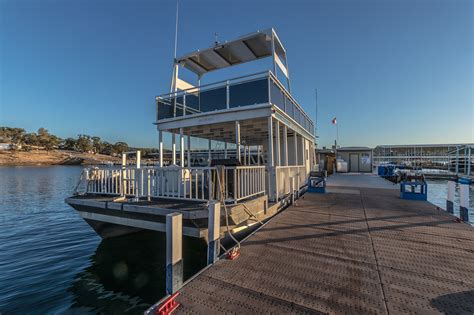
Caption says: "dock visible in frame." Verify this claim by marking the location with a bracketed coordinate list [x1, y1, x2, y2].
[168, 174, 474, 314]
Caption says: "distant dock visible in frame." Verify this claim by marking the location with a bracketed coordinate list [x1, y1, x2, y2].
[154, 174, 474, 314]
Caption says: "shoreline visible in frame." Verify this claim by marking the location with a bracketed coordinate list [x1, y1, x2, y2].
[0, 149, 120, 167]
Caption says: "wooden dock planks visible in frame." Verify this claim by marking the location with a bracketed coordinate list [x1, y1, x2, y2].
[174, 186, 474, 314]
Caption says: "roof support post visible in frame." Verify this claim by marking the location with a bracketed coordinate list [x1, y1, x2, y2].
[159, 130, 164, 168]
[294, 131, 298, 166]
[275, 120, 281, 167]
[180, 128, 185, 167]
[271, 31, 277, 75]
[235, 121, 241, 163]
[187, 135, 191, 167]
[267, 116, 275, 201]
[282, 125, 288, 166]
[172, 133, 176, 165]
[285, 53, 291, 93]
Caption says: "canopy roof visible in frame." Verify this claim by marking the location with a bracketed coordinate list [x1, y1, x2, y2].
[176, 28, 286, 76]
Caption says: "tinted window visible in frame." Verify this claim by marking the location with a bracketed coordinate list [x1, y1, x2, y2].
[270, 82, 285, 111]
[157, 99, 173, 120]
[286, 98, 294, 118]
[229, 79, 268, 108]
[185, 93, 199, 112]
[199, 87, 226, 112]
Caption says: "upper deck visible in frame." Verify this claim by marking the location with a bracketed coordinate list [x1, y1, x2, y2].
[155, 71, 315, 138]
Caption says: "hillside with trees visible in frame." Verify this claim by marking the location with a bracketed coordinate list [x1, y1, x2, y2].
[0, 126, 157, 166]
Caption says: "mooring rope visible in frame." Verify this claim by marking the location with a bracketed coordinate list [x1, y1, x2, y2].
[215, 167, 241, 250]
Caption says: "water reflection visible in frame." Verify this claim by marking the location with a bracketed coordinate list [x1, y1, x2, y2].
[67, 231, 207, 314]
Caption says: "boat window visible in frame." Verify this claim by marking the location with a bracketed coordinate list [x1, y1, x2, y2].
[199, 87, 227, 112]
[270, 81, 285, 111]
[229, 78, 268, 108]
[286, 98, 294, 118]
[157, 99, 173, 120]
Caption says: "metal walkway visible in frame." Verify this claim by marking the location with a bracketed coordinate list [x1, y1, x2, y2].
[173, 185, 474, 314]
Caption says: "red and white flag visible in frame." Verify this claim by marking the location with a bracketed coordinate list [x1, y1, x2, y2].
[332, 117, 337, 125]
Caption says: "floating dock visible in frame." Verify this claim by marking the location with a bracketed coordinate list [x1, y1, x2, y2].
[162, 174, 474, 314]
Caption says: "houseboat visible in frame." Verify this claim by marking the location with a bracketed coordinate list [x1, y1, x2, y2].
[66, 28, 316, 241]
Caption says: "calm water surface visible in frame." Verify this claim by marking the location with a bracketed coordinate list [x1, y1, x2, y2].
[1, 167, 473, 314]
[426, 179, 474, 224]
[0, 166, 206, 314]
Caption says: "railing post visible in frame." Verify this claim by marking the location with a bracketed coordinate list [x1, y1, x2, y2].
[207, 202, 221, 265]
[447, 180, 455, 214]
[290, 177, 295, 204]
[226, 80, 230, 109]
[121, 153, 126, 197]
[166, 213, 183, 295]
[460, 183, 469, 222]
[234, 168, 238, 204]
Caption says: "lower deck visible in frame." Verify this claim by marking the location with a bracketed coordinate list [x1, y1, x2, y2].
[163, 174, 474, 314]
[66, 193, 288, 239]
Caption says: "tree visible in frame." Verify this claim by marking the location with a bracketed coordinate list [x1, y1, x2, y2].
[23, 133, 38, 147]
[62, 138, 77, 151]
[76, 135, 93, 153]
[112, 142, 128, 155]
[91, 136, 102, 154]
[100, 141, 113, 155]
[43, 135, 60, 152]
[0, 127, 25, 147]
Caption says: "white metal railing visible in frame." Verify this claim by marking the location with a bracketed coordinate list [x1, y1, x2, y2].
[79, 165, 266, 203]
[275, 165, 307, 200]
[218, 166, 266, 203]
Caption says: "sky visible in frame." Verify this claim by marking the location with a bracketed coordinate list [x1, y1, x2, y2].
[1, 0, 473, 149]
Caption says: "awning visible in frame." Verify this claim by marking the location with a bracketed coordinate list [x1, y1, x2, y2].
[176, 28, 287, 76]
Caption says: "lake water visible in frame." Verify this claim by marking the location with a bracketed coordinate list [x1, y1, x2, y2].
[0, 166, 207, 314]
[426, 179, 474, 225]
[0, 167, 472, 314]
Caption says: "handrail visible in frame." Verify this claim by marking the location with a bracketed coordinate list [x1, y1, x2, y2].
[83, 165, 267, 203]
[156, 71, 269, 99]
[268, 72, 314, 126]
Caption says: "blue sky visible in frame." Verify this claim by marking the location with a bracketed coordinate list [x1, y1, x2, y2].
[1, 0, 472, 148]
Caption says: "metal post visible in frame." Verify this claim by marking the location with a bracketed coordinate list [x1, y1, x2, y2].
[121, 153, 126, 197]
[447, 180, 455, 214]
[468, 146, 472, 176]
[187, 135, 191, 167]
[275, 120, 280, 166]
[208, 139, 212, 166]
[294, 131, 298, 165]
[235, 121, 241, 163]
[460, 183, 469, 222]
[267, 117, 274, 201]
[172, 133, 176, 165]
[224, 142, 228, 159]
[464, 147, 467, 174]
[226, 80, 230, 109]
[290, 177, 295, 204]
[136, 150, 141, 169]
[207, 202, 221, 265]
[180, 128, 185, 167]
[136, 151, 141, 199]
[282, 125, 288, 166]
[455, 146, 459, 175]
[159, 131, 164, 167]
[166, 213, 183, 294]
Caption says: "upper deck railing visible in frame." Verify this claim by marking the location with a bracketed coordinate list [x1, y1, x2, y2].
[156, 71, 315, 136]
